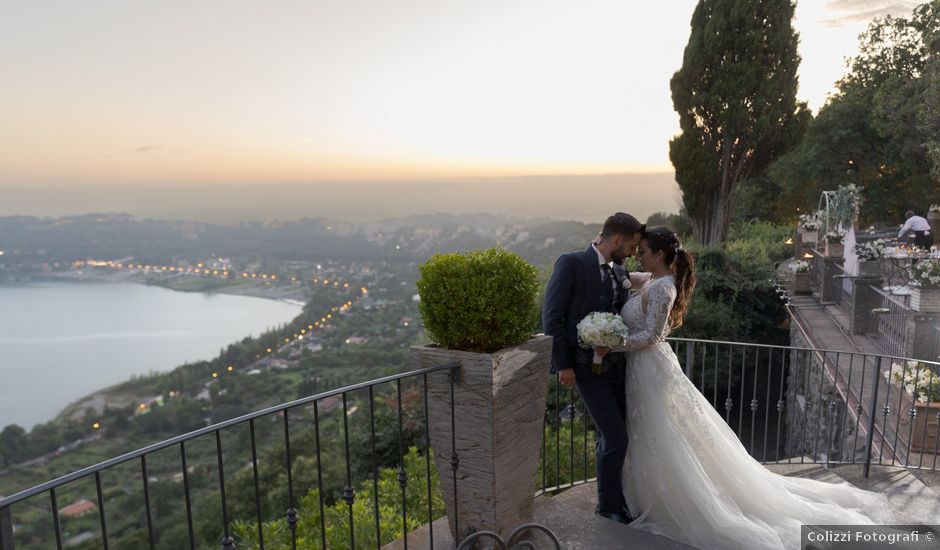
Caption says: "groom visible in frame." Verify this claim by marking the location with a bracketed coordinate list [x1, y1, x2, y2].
[542, 212, 643, 524]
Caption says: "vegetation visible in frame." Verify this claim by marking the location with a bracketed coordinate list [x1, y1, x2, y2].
[670, 0, 810, 245]
[416, 248, 540, 353]
[745, 0, 940, 225]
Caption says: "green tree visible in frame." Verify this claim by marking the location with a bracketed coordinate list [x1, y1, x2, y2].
[0, 424, 28, 465]
[670, 0, 809, 244]
[769, 1, 940, 223]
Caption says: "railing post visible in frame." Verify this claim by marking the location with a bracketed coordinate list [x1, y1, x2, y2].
[0, 506, 13, 550]
[863, 357, 883, 479]
[820, 257, 843, 303]
[685, 342, 695, 379]
[910, 314, 940, 362]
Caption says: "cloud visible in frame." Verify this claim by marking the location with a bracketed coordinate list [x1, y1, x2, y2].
[135, 145, 160, 153]
[820, 1, 918, 27]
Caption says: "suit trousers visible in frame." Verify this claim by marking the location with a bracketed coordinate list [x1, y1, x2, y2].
[574, 361, 627, 512]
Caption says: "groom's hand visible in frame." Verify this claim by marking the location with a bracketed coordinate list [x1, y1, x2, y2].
[558, 368, 576, 388]
[595, 346, 610, 358]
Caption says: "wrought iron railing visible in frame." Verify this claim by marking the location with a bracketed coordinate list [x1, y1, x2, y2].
[810, 248, 826, 293]
[868, 287, 916, 359]
[830, 263, 854, 320]
[537, 338, 940, 497]
[5, 339, 940, 549]
[0, 365, 460, 550]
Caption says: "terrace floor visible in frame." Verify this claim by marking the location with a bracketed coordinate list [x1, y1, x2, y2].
[386, 463, 939, 549]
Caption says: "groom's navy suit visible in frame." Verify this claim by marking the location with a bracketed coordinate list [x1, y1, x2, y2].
[542, 245, 628, 515]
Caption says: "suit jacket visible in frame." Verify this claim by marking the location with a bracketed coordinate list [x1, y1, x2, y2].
[542, 245, 629, 374]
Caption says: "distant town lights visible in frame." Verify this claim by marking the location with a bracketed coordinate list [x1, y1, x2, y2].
[212, 372, 219, 378]
[92, 422, 101, 429]
[227, 365, 234, 372]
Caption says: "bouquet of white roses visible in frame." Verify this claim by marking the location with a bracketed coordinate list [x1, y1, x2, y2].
[798, 213, 820, 232]
[824, 229, 846, 244]
[883, 361, 940, 404]
[577, 312, 629, 373]
[906, 259, 940, 288]
[789, 260, 810, 273]
[855, 239, 886, 261]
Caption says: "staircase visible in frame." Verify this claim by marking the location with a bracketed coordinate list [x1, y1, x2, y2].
[385, 463, 939, 549]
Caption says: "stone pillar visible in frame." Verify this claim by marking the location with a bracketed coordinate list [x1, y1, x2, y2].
[820, 257, 844, 303]
[412, 335, 551, 543]
[910, 314, 940, 362]
[849, 277, 884, 334]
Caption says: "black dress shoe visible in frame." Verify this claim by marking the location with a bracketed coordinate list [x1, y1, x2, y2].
[618, 504, 636, 524]
[594, 508, 631, 525]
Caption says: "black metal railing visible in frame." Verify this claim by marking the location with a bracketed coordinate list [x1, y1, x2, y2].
[831, 263, 854, 320]
[0, 365, 460, 550]
[7, 339, 940, 549]
[867, 287, 916, 359]
[537, 338, 940, 496]
[810, 249, 826, 293]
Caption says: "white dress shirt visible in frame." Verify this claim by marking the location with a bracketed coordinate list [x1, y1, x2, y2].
[899, 215, 931, 237]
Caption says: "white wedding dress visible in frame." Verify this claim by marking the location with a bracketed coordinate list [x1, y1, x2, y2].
[616, 275, 889, 550]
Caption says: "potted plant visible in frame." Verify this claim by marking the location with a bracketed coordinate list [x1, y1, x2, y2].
[789, 260, 811, 294]
[905, 259, 940, 312]
[412, 247, 548, 541]
[824, 229, 845, 257]
[928, 205, 940, 240]
[854, 239, 885, 278]
[883, 361, 940, 453]
[799, 213, 821, 244]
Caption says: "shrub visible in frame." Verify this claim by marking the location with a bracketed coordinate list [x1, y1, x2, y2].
[416, 247, 540, 352]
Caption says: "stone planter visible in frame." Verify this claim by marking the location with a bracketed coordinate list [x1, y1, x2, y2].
[825, 242, 844, 257]
[801, 230, 818, 244]
[412, 335, 551, 542]
[928, 212, 940, 242]
[911, 402, 940, 453]
[857, 260, 881, 278]
[910, 288, 940, 312]
[792, 271, 811, 294]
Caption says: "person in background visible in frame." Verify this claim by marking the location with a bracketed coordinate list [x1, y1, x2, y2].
[899, 210, 934, 250]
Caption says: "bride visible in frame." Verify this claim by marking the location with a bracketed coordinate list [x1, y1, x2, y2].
[595, 226, 888, 550]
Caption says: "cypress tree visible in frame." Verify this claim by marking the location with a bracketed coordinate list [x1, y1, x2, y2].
[670, 0, 810, 244]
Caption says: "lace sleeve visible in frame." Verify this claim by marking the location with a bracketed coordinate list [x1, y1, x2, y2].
[616, 280, 676, 351]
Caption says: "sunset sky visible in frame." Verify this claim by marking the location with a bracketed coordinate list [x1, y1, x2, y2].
[0, 1, 921, 219]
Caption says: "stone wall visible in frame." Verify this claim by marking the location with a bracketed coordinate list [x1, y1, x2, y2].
[785, 326, 867, 462]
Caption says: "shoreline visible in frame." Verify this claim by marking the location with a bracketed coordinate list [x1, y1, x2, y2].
[21, 269, 309, 304]
[2, 273, 309, 429]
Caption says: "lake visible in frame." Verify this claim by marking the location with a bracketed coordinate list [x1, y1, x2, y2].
[0, 281, 302, 430]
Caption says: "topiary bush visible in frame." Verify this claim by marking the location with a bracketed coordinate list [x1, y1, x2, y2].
[416, 247, 540, 353]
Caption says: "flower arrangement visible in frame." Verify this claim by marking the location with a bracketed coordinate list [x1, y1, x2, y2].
[799, 213, 821, 232]
[929, 204, 940, 214]
[883, 361, 940, 404]
[789, 260, 810, 273]
[824, 229, 846, 244]
[577, 312, 628, 373]
[905, 259, 940, 288]
[855, 239, 886, 261]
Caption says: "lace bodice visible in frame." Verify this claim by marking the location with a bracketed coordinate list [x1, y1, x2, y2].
[616, 275, 676, 351]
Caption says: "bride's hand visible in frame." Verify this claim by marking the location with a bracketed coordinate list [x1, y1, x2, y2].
[594, 346, 610, 358]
